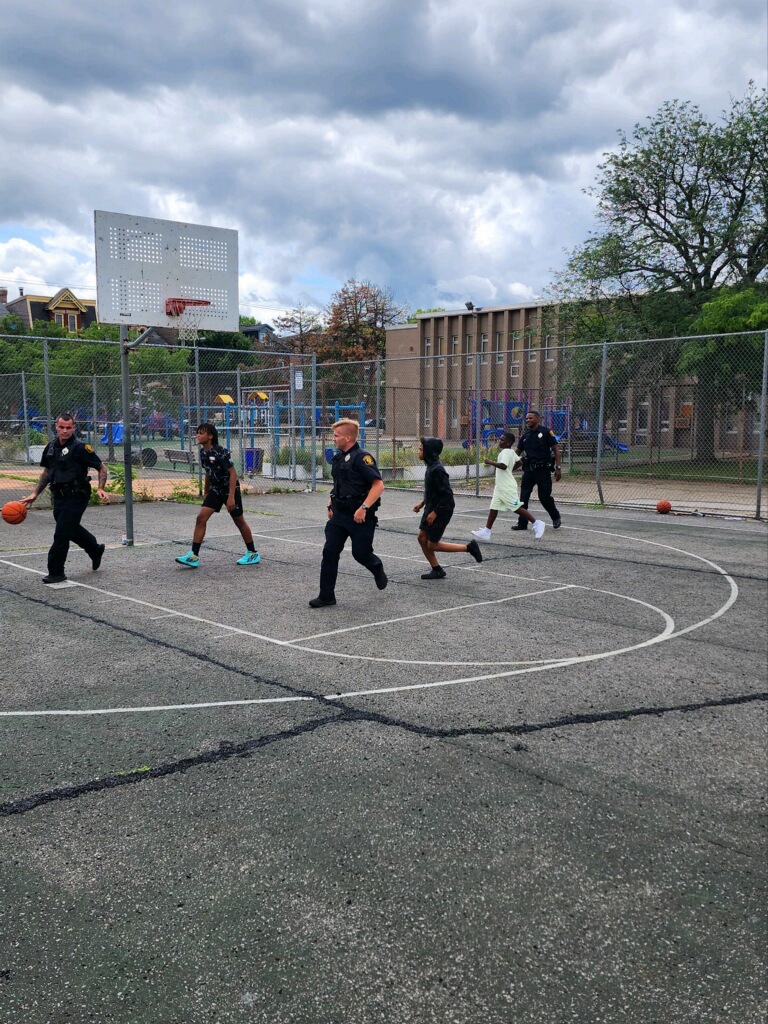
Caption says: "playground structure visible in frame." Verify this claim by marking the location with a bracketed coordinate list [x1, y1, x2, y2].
[466, 397, 630, 460]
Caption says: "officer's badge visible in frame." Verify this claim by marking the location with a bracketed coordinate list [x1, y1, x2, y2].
[84, 444, 94, 452]
[538, 432, 543, 439]
[344, 454, 350, 461]
[363, 455, 375, 466]
[61, 447, 69, 455]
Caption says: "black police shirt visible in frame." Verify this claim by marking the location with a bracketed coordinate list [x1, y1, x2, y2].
[42, 437, 102, 486]
[519, 425, 558, 464]
[332, 443, 382, 500]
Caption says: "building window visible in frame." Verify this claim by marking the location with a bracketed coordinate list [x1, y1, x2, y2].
[423, 398, 430, 427]
[617, 393, 628, 432]
[437, 336, 444, 366]
[660, 398, 670, 432]
[494, 332, 504, 364]
[450, 396, 458, 427]
[526, 333, 536, 362]
[465, 334, 473, 366]
[424, 337, 431, 361]
[55, 313, 64, 326]
[635, 400, 649, 434]
[544, 334, 554, 362]
[68, 314, 77, 332]
[480, 333, 489, 364]
[510, 329, 521, 356]
[510, 362, 520, 378]
[450, 335, 459, 366]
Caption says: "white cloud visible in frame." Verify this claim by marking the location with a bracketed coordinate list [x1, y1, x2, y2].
[0, 0, 764, 318]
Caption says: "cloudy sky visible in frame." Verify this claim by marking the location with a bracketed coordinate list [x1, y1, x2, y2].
[0, 0, 765, 322]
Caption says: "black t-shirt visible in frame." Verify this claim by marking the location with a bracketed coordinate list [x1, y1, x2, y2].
[200, 443, 235, 494]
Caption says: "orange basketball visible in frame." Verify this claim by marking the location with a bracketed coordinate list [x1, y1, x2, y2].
[2, 500, 28, 524]
[656, 499, 672, 515]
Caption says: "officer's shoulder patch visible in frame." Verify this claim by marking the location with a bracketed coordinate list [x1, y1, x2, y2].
[362, 454, 375, 466]
[549, 430, 556, 437]
[84, 443, 95, 452]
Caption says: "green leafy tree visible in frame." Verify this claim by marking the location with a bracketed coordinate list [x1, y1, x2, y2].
[550, 85, 767, 459]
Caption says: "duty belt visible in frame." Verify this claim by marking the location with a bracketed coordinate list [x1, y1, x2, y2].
[526, 461, 552, 470]
[51, 483, 89, 498]
[332, 494, 365, 506]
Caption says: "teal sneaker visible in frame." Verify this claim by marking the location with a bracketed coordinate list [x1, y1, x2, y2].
[175, 551, 200, 568]
[236, 551, 261, 566]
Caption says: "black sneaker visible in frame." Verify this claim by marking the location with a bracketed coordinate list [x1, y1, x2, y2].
[467, 539, 483, 563]
[42, 573, 67, 584]
[91, 543, 105, 571]
[309, 596, 337, 608]
[373, 567, 388, 590]
[512, 523, 528, 531]
[552, 518, 562, 529]
[421, 567, 446, 580]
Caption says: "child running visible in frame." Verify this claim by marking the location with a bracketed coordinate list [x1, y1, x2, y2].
[413, 436, 483, 579]
[472, 430, 545, 541]
[175, 423, 261, 569]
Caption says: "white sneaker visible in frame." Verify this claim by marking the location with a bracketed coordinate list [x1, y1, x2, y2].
[472, 527, 492, 541]
[533, 520, 546, 539]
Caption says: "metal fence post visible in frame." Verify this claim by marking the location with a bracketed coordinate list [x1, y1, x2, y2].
[42, 338, 52, 436]
[310, 353, 318, 491]
[755, 329, 768, 519]
[120, 325, 134, 546]
[474, 347, 482, 496]
[375, 356, 382, 463]
[595, 340, 608, 505]
[194, 345, 202, 493]
[21, 370, 30, 461]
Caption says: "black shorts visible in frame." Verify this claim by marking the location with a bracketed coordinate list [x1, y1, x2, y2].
[202, 484, 243, 517]
[419, 507, 454, 543]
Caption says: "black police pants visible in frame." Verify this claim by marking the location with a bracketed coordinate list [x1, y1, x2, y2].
[319, 510, 383, 600]
[49, 496, 100, 575]
[520, 467, 560, 523]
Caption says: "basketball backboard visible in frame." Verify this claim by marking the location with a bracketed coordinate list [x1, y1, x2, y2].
[94, 211, 239, 332]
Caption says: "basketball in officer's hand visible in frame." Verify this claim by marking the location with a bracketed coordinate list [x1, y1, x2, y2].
[2, 500, 27, 524]
[656, 499, 672, 514]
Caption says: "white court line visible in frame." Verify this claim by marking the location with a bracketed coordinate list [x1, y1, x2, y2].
[0, 527, 738, 715]
[290, 585, 575, 641]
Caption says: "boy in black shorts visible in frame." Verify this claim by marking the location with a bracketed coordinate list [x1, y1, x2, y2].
[175, 423, 261, 569]
[413, 436, 482, 579]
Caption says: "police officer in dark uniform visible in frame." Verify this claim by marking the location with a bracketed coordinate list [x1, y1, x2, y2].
[21, 412, 109, 583]
[514, 409, 562, 530]
[309, 418, 388, 608]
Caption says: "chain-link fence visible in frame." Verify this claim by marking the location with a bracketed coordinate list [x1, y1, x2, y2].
[1, 330, 766, 518]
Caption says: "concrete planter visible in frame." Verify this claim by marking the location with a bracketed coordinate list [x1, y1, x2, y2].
[28, 445, 46, 463]
[262, 462, 329, 480]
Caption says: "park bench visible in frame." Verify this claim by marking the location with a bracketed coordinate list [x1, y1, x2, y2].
[164, 448, 197, 471]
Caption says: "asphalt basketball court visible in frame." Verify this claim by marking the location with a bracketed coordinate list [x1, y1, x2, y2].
[1, 488, 766, 1024]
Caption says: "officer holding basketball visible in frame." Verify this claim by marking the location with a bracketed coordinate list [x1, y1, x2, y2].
[309, 418, 387, 608]
[514, 409, 562, 530]
[21, 412, 109, 583]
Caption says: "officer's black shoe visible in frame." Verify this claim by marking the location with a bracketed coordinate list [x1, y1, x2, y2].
[552, 518, 562, 529]
[42, 573, 67, 584]
[309, 596, 337, 608]
[91, 543, 105, 571]
[374, 567, 388, 590]
[421, 567, 446, 580]
[512, 523, 529, 531]
[467, 539, 483, 563]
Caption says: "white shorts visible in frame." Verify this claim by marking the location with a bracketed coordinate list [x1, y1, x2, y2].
[490, 495, 523, 512]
